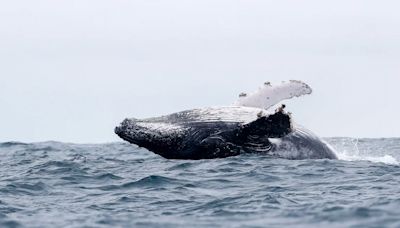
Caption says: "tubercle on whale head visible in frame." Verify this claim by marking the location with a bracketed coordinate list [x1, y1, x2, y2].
[114, 118, 140, 143]
[114, 118, 129, 135]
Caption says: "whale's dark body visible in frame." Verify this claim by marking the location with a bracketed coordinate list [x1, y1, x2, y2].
[115, 106, 337, 160]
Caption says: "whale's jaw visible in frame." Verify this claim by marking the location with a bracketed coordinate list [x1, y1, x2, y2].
[115, 118, 187, 158]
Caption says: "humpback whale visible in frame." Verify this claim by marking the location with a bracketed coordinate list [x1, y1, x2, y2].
[115, 80, 337, 160]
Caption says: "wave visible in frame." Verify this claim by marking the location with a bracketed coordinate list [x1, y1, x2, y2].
[336, 151, 399, 165]
[0, 141, 28, 147]
[1, 140, 400, 227]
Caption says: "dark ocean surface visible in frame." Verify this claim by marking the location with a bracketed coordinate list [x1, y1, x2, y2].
[0, 138, 399, 228]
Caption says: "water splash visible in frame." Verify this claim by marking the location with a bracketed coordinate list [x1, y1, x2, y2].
[338, 153, 399, 165]
[328, 138, 399, 165]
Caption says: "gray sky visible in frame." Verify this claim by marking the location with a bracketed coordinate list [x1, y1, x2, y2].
[1, 0, 400, 143]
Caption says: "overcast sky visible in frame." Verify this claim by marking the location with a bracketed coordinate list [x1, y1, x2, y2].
[1, 0, 400, 143]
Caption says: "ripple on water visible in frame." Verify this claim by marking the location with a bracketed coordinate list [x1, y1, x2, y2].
[0, 140, 400, 227]
[0, 182, 49, 196]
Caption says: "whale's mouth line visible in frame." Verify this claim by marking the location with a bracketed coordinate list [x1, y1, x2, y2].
[243, 143, 273, 153]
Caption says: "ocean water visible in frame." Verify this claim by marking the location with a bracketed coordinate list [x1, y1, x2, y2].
[0, 138, 399, 228]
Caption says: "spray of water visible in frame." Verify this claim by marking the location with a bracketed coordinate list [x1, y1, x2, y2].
[332, 138, 399, 165]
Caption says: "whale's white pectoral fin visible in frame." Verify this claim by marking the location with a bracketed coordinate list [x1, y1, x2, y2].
[234, 80, 312, 110]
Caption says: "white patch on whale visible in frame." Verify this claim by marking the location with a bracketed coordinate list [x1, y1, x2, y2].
[269, 125, 337, 159]
[186, 106, 270, 124]
[234, 80, 312, 110]
[135, 122, 185, 133]
[137, 106, 271, 134]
